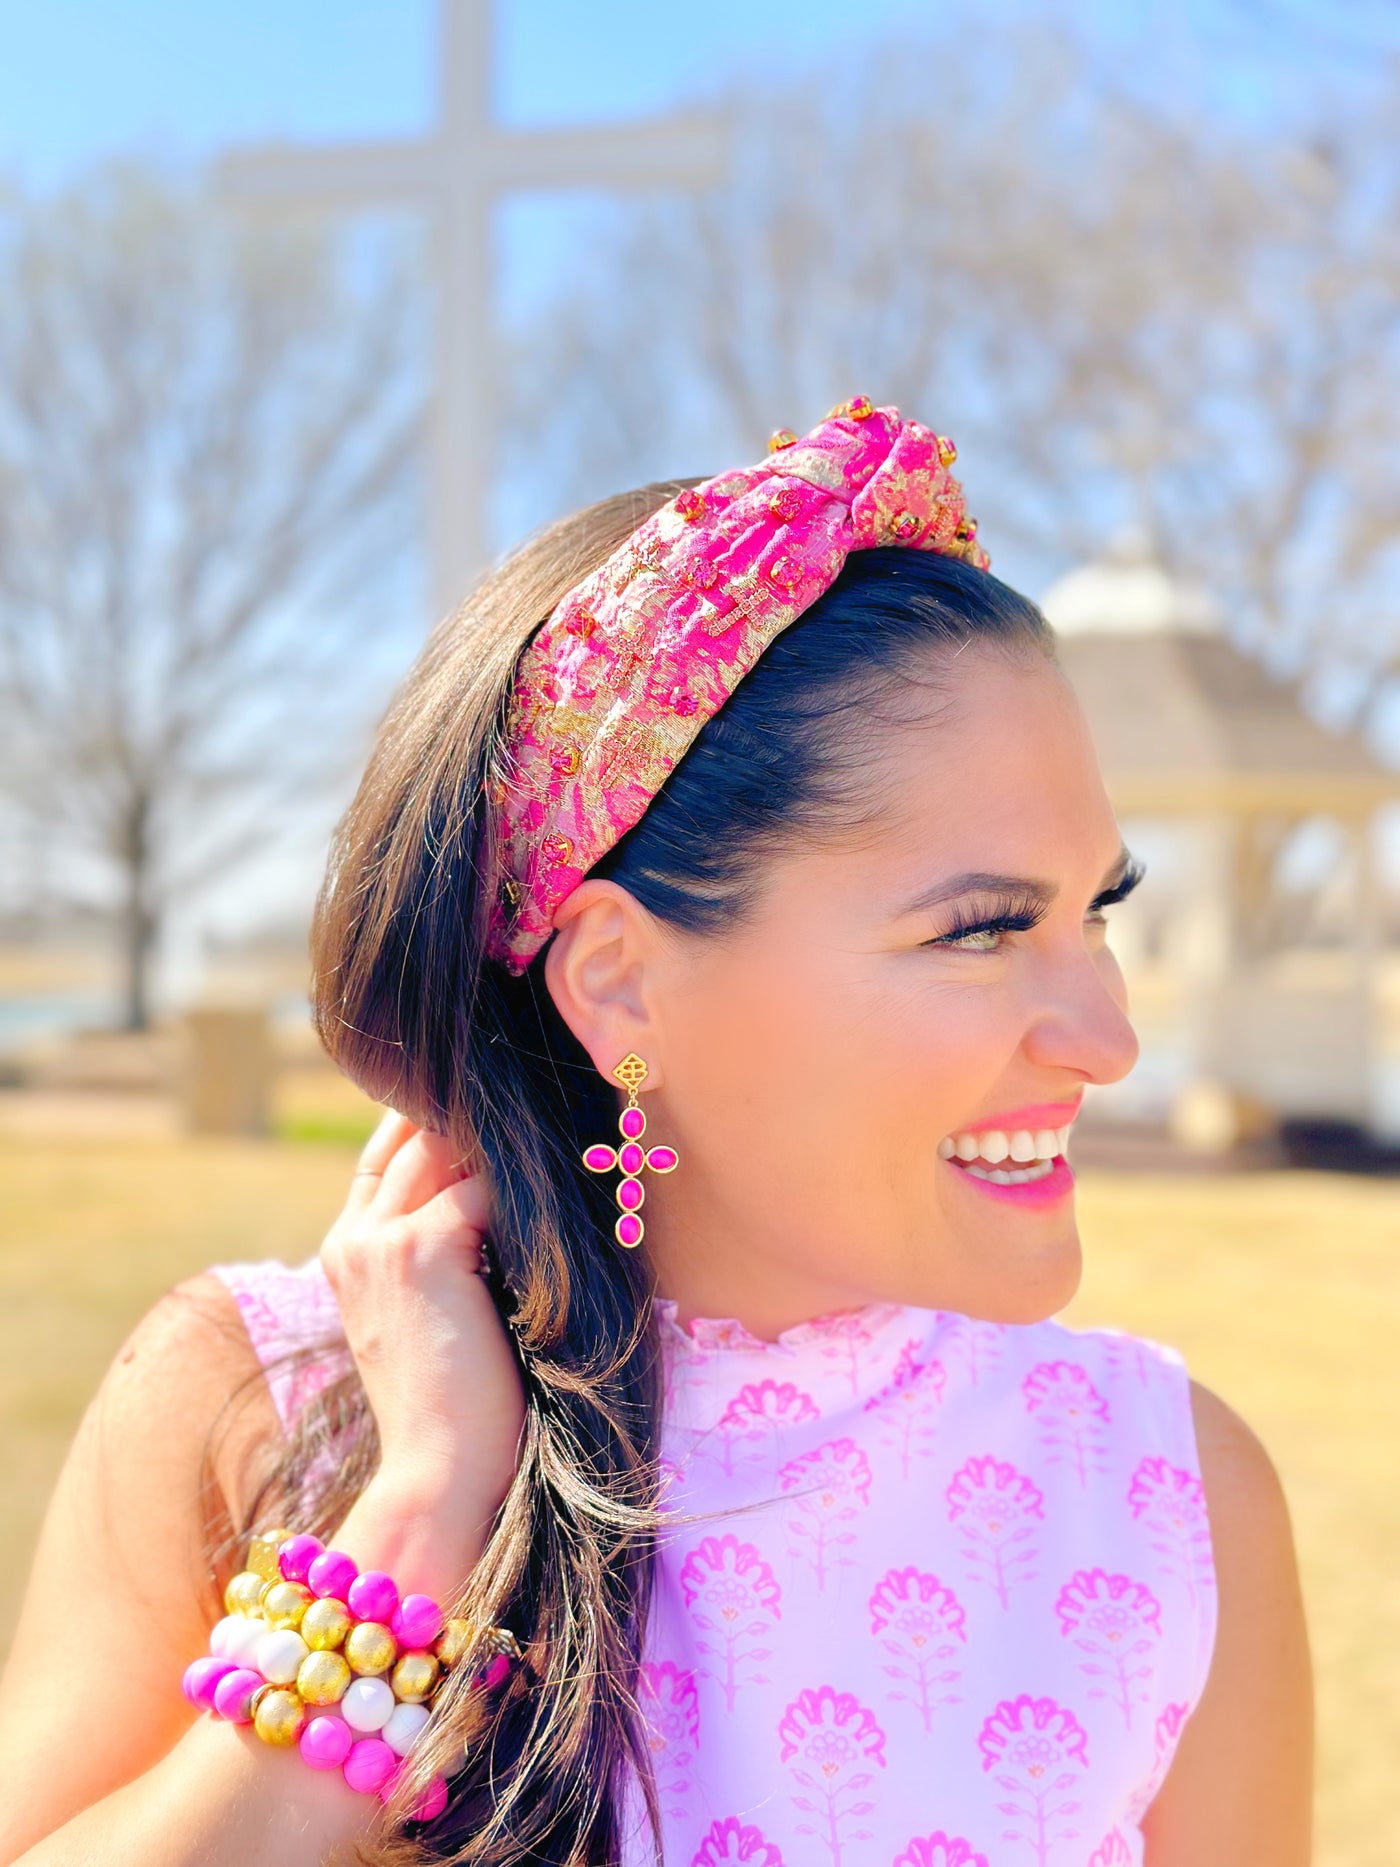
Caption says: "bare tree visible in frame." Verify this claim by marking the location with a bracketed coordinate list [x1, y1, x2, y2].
[0, 157, 424, 1029]
[510, 24, 1400, 723]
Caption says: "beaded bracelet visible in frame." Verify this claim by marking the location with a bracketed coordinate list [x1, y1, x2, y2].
[181, 1525, 521, 1818]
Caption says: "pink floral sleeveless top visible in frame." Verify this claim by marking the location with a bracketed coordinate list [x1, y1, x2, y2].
[207, 1255, 1217, 1867]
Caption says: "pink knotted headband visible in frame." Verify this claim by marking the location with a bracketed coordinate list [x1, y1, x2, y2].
[486, 395, 991, 973]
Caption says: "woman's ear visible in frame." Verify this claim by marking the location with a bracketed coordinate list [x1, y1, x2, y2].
[543, 879, 668, 1086]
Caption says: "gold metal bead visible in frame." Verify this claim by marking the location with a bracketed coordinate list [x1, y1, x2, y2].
[767, 428, 798, 452]
[247, 1528, 295, 1583]
[846, 393, 875, 420]
[345, 1620, 399, 1676]
[300, 1597, 352, 1651]
[296, 1649, 353, 1706]
[938, 436, 958, 467]
[261, 1580, 315, 1630]
[391, 1650, 443, 1704]
[434, 1618, 477, 1669]
[253, 1687, 307, 1747]
[225, 1570, 268, 1616]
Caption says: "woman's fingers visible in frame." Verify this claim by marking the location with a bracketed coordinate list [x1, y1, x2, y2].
[346, 1108, 418, 1211]
[369, 1125, 474, 1218]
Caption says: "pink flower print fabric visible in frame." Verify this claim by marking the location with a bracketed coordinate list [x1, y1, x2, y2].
[208, 1263, 1218, 1866]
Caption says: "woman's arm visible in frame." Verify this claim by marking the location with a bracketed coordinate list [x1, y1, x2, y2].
[1141, 1378, 1314, 1867]
[0, 1271, 478, 1866]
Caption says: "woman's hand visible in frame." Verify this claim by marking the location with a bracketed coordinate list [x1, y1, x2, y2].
[319, 1110, 526, 1557]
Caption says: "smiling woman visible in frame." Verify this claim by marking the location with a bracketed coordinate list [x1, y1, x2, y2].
[0, 401, 1311, 1867]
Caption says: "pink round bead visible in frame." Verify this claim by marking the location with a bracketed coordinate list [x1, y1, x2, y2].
[390, 1594, 444, 1648]
[615, 1212, 644, 1247]
[617, 1142, 645, 1175]
[308, 1548, 360, 1600]
[582, 1144, 616, 1172]
[619, 1106, 646, 1139]
[344, 1736, 398, 1795]
[617, 1178, 644, 1211]
[277, 1533, 325, 1583]
[646, 1145, 678, 1172]
[347, 1570, 400, 1624]
[212, 1666, 266, 1723]
[300, 1714, 354, 1769]
[183, 1654, 237, 1710]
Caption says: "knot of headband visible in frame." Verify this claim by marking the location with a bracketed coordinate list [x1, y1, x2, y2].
[486, 395, 992, 973]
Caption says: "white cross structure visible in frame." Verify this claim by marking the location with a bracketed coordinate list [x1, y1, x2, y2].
[214, 0, 727, 621]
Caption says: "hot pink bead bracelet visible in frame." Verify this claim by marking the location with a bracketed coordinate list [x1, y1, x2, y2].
[182, 1525, 521, 1818]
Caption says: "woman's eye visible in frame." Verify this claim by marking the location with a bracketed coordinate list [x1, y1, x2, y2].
[945, 927, 1005, 951]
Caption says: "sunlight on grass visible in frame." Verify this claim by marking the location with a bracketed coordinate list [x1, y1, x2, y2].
[0, 1129, 1394, 1864]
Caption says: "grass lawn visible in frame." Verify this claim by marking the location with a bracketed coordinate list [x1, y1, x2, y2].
[1, 1122, 1395, 1866]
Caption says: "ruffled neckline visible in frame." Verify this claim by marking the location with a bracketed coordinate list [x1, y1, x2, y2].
[651, 1292, 912, 1356]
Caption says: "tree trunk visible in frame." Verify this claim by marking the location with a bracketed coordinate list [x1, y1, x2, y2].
[119, 793, 158, 1032]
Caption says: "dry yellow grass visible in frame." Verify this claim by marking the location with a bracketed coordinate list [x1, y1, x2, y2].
[0, 1126, 1394, 1865]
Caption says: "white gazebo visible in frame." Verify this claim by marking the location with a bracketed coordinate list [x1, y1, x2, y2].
[1043, 528, 1400, 1145]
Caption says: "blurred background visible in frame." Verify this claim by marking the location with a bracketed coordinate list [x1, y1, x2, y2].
[1, 1, 1397, 1859]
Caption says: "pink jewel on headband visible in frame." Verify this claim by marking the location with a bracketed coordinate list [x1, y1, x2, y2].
[487, 395, 991, 973]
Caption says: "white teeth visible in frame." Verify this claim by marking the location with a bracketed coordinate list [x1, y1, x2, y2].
[941, 1119, 1077, 1169]
[965, 1159, 1055, 1185]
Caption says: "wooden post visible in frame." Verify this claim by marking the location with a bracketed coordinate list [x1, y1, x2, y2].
[178, 1005, 273, 1137]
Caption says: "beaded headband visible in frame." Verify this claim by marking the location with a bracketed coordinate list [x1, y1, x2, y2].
[486, 395, 991, 973]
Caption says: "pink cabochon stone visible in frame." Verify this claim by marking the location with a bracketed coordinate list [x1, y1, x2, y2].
[646, 1145, 679, 1172]
[618, 1142, 645, 1175]
[617, 1178, 645, 1212]
[183, 1655, 237, 1710]
[615, 1212, 644, 1247]
[212, 1666, 266, 1723]
[344, 1736, 398, 1795]
[301, 1714, 354, 1769]
[277, 1533, 325, 1584]
[390, 1595, 445, 1648]
[619, 1106, 646, 1139]
[347, 1571, 400, 1624]
[479, 1652, 512, 1692]
[308, 1548, 360, 1600]
[582, 1144, 616, 1172]
[411, 1774, 450, 1820]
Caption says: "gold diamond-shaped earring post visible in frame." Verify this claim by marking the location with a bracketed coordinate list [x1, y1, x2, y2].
[612, 1053, 649, 1098]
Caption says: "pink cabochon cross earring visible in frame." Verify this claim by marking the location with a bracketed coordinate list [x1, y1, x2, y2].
[581, 1052, 679, 1249]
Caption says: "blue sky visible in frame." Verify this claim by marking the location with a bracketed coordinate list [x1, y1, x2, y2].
[2, 0, 1391, 194]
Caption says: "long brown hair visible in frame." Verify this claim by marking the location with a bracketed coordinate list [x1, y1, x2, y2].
[200, 486, 1051, 1864]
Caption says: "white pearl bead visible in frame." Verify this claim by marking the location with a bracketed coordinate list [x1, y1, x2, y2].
[255, 1628, 310, 1686]
[382, 1701, 430, 1756]
[230, 1617, 271, 1667]
[342, 1676, 397, 1733]
[208, 1614, 244, 1658]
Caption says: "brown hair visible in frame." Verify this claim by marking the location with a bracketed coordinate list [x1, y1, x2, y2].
[200, 485, 1051, 1863]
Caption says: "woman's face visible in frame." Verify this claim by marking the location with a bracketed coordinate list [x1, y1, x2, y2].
[601, 641, 1141, 1334]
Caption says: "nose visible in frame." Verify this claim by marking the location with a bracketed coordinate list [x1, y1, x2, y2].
[1021, 948, 1140, 1089]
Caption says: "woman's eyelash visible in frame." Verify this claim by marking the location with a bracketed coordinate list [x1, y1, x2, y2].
[1090, 857, 1146, 913]
[924, 858, 1146, 948]
[927, 891, 1047, 945]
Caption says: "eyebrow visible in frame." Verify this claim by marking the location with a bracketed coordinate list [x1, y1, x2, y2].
[896, 846, 1135, 919]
